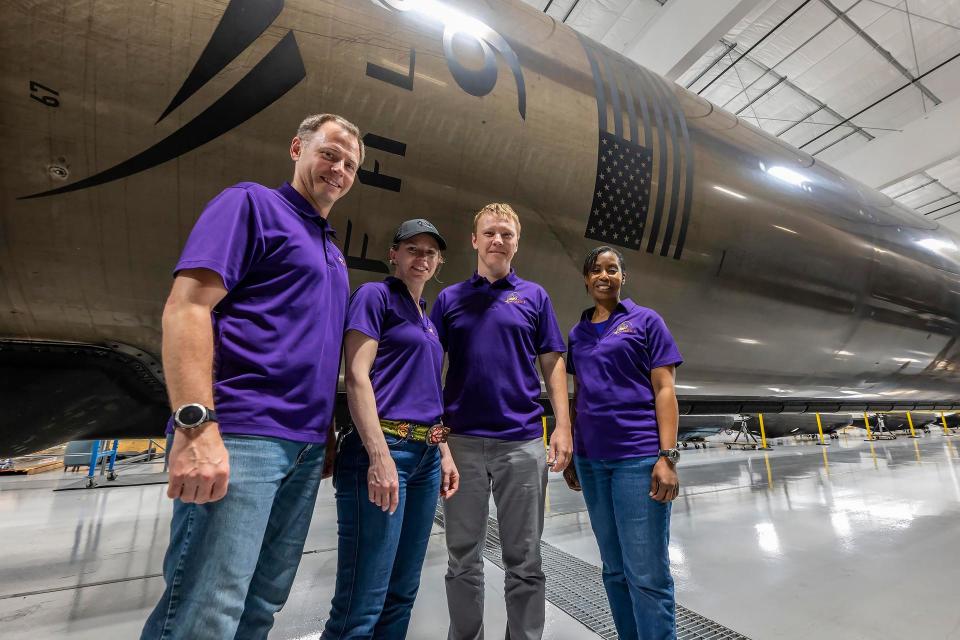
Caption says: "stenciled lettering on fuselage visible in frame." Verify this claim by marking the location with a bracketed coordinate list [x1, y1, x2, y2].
[21, 0, 298, 200]
[20, 0, 526, 203]
[578, 35, 695, 260]
[369, 0, 526, 120]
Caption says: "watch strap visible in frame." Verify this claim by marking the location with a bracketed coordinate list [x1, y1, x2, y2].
[174, 404, 218, 429]
[658, 448, 680, 462]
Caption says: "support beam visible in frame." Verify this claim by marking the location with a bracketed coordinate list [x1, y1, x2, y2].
[830, 97, 960, 190]
[619, 0, 763, 81]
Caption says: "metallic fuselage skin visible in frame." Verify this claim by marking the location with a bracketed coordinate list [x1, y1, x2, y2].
[2, 0, 959, 425]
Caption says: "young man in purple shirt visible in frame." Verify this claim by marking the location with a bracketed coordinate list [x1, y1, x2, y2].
[430, 203, 573, 640]
[141, 114, 363, 640]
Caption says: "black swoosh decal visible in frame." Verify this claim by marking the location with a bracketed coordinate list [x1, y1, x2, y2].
[21, 31, 305, 200]
[157, 0, 284, 123]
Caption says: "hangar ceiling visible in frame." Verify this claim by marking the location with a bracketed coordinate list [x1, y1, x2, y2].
[520, 0, 960, 233]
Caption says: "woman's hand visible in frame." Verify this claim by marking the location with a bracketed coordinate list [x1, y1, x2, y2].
[368, 449, 400, 514]
[649, 458, 679, 503]
[439, 445, 460, 499]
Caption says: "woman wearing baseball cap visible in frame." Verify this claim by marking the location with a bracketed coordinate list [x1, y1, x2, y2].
[323, 219, 458, 639]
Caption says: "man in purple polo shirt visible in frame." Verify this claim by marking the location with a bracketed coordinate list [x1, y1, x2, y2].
[430, 203, 573, 640]
[141, 114, 363, 640]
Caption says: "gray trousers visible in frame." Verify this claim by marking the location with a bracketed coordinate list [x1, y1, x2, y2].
[443, 434, 548, 640]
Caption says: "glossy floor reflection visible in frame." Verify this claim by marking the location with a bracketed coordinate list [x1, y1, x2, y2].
[2, 433, 960, 639]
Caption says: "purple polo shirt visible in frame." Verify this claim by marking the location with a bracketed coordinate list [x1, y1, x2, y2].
[173, 181, 349, 444]
[430, 271, 566, 441]
[346, 277, 444, 425]
[567, 299, 683, 459]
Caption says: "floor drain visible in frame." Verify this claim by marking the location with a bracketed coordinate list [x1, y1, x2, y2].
[435, 509, 749, 639]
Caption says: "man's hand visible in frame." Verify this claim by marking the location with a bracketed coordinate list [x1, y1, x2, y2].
[440, 447, 460, 500]
[167, 423, 230, 503]
[649, 457, 679, 503]
[562, 464, 582, 492]
[368, 449, 400, 514]
[547, 422, 573, 472]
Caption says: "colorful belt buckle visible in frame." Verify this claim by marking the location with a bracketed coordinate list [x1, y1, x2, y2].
[428, 425, 450, 445]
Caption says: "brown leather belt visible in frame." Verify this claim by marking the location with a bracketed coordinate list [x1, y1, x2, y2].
[380, 419, 450, 445]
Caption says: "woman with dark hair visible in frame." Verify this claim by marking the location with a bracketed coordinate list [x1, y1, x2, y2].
[322, 219, 459, 640]
[565, 246, 683, 640]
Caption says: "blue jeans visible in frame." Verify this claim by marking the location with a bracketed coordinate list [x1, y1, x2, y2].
[142, 435, 325, 640]
[322, 428, 441, 640]
[574, 454, 675, 640]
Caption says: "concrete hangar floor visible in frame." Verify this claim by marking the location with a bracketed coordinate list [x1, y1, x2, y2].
[2, 433, 959, 640]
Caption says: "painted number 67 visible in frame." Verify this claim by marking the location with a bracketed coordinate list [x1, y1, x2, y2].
[30, 80, 60, 108]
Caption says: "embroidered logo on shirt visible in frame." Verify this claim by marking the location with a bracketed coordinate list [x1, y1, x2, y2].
[613, 321, 635, 335]
[504, 292, 526, 304]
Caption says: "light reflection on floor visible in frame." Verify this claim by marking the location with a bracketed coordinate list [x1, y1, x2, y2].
[2, 433, 959, 639]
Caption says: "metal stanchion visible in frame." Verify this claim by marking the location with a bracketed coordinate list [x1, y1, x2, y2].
[85, 440, 102, 488]
[815, 413, 829, 446]
[757, 413, 772, 450]
[906, 411, 920, 439]
[863, 412, 876, 441]
[105, 440, 120, 480]
[941, 412, 955, 437]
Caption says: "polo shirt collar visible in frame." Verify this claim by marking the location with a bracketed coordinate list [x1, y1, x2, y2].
[385, 276, 427, 312]
[579, 297, 636, 323]
[276, 182, 337, 235]
[470, 269, 521, 289]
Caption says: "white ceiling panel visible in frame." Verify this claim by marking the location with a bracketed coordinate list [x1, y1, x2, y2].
[598, 0, 664, 50]
[751, 87, 821, 129]
[883, 173, 934, 196]
[517, 0, 960, 225]
[771, 17, 855, 79]
[793, 38, 901, 114]
[724, 0, 804, 50]
[745, 2, 837, 70]
[779, 111, 843, 147]
[813, 128, 870, 162]
[881, 158, 960, 232]
[565, 0, 633, 40]
[854, 86, 926, 131]
[922, 60, 960, 100]
[901, 183, 954, 211]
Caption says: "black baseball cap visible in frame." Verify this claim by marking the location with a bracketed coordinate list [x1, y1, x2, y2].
[392, 218, 447, 250]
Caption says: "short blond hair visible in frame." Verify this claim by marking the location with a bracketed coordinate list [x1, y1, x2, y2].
[472, 203, 521, 235]
[297, 113, 365, 164]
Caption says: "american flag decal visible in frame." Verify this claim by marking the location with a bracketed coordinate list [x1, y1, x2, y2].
[578, 35, 695, 260]
[588, 132, 653, 250]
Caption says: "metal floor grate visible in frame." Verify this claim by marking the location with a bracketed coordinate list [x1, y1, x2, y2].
[435, 509, 749, 640]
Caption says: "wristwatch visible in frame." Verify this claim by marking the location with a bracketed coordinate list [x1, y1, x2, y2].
[658, 448, 680, 464]
[173, 403, 218, 430]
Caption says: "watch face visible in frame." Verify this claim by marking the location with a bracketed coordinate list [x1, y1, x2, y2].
[178, 405, 205, 427]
